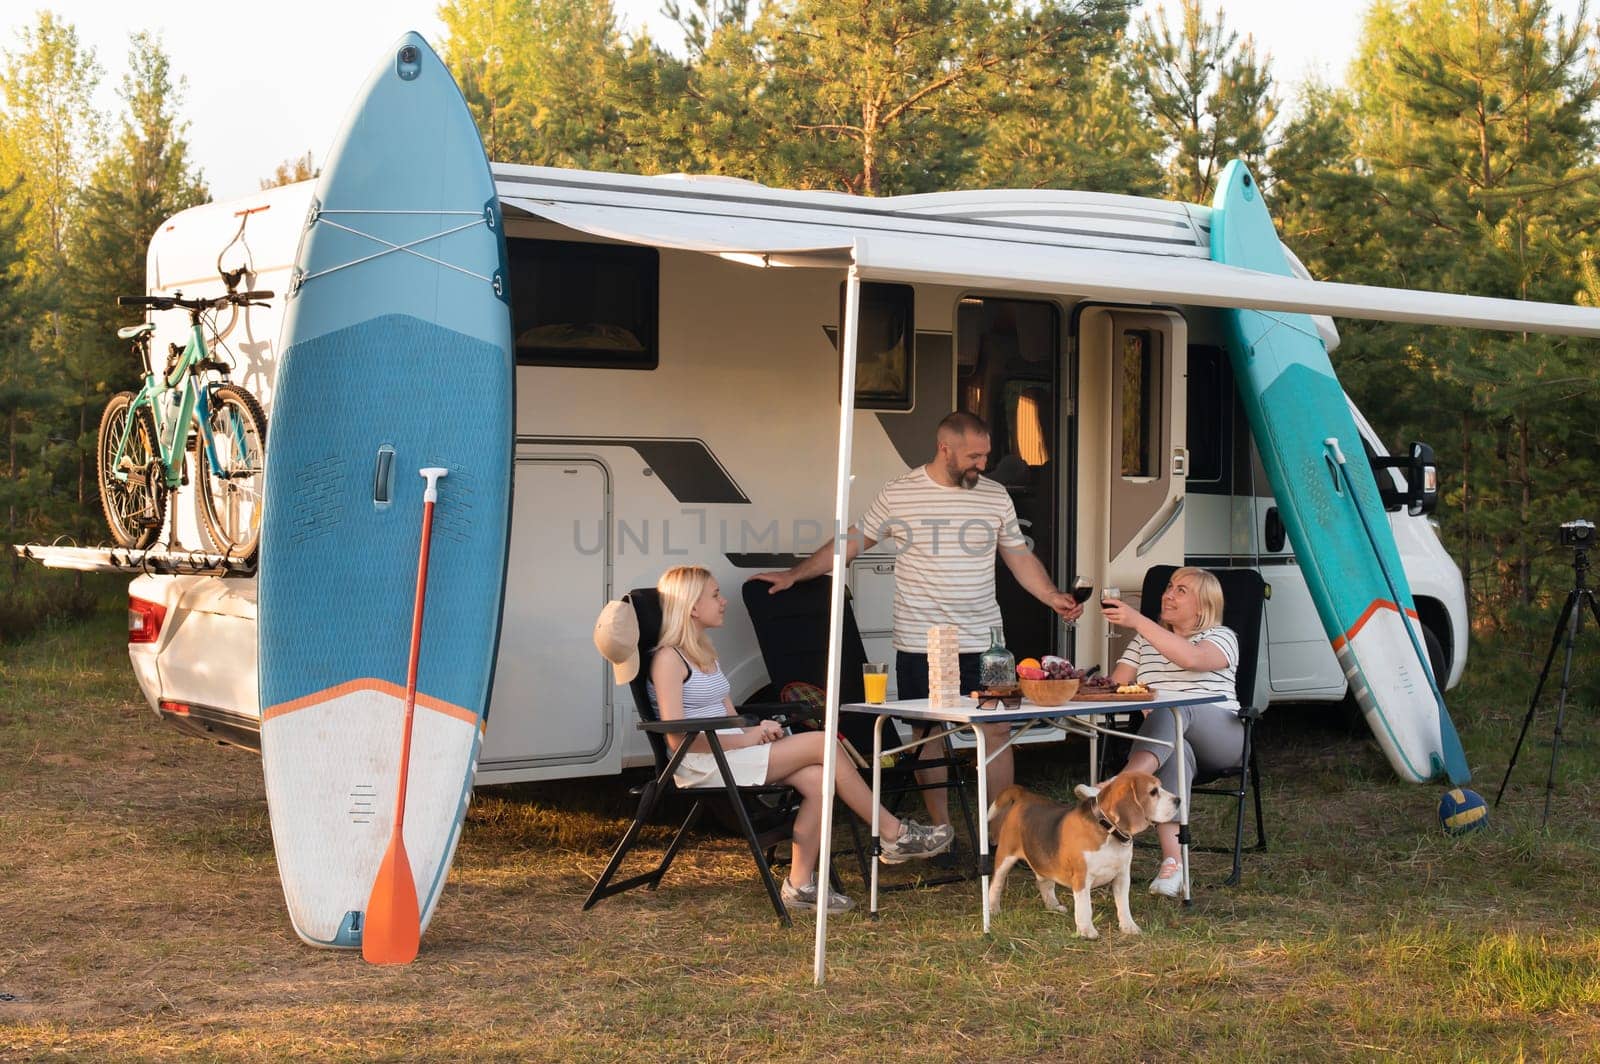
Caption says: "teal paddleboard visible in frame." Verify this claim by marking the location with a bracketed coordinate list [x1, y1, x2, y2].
[258, 32, 513, 948]
[1209, 160, 1468, 785]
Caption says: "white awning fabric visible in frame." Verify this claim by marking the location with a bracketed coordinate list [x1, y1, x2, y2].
[501, 191, 1600, 339]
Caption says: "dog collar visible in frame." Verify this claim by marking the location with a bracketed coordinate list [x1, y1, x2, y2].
[1091, 800, 1133, 843]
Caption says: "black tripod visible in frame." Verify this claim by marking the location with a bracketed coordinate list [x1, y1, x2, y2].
[1495, 545, 1600, 828]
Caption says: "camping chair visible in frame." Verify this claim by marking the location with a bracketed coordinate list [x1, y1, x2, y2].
[583, 587, 812, 926]
[1135, 564, 1269, 886]
[740, 576, 980, 885]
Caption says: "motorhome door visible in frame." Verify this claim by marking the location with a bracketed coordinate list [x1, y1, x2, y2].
[477, 456, 616, 782]
[956, 297, 1063, 658]
[1073, 307, 1188, 665]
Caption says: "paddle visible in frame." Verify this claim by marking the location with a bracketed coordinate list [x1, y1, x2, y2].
[363, 466, 449, 965]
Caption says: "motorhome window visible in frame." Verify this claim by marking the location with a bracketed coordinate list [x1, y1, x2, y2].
[841, 282, 913, 410]
[509, 238, 658, 369]
[1186, 345, 1227, 485]
[1120, 330, 1160, 478]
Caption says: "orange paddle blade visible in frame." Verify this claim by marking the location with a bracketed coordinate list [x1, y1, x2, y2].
[362, 831, 420, 964]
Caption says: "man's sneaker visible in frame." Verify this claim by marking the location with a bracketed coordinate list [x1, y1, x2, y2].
[1149, 856, 1186, 898]
[879, 819, 956, 864]
[781, 877, 854, 914]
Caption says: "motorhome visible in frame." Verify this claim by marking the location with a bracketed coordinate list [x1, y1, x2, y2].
[21, 165, 1471, 783]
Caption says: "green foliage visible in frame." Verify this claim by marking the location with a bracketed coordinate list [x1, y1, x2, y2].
[67, 33, 209, 538]
[0, 12, 104, 542]
[1289, 0, 1600, 649]
[712, 0, 1138, 195]
[260, 151, 315, 189]
[0, 561, 108, 642]
[1132, 0, 1277, 203]
[965, 46, 1166, 194]
[0, 0, 1596, 689]
[1, 19, 206, 546]
[439, 0, 653, 171]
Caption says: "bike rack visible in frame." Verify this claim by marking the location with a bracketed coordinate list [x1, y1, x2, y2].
[11, 542, 255, 578]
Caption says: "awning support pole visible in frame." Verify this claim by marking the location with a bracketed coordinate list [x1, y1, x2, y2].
[813, 261, 862, 986]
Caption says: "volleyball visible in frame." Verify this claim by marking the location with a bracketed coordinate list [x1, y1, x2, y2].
[1437, 788, 1488, 835]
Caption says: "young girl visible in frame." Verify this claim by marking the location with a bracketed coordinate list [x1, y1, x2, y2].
[1101, 567, 1241, 898]
[649, 565, 953, 913]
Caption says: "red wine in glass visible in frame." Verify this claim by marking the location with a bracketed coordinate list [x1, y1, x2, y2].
[1065, 576, 1093, 631]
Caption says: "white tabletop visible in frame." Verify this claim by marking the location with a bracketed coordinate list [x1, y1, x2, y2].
[841, 690, 1222, 725]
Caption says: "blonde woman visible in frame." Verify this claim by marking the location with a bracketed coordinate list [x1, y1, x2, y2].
[1101, 567, 1241, 898]
[649, 565, 953, 913]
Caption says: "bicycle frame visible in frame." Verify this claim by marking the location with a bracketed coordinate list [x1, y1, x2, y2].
[107, 317, 241, 491]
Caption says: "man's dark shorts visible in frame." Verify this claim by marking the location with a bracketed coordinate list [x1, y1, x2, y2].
[896, 651, 982, 701]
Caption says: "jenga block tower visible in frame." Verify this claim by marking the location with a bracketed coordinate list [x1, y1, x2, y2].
[926, 625, 962, 707]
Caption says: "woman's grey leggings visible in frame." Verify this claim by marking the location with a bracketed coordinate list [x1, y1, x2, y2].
[1129, 704, 1245, 804]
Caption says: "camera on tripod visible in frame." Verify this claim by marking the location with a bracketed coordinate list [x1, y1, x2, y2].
[1558, 519, 1594, 549]
[1499, 515, 1600, 828]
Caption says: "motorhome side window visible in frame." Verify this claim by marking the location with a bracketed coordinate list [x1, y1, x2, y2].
[1185, 345, 1228, 487]
[508, 238, 659, 369]
[1119, 329, 1161, 478]
[840, 282, 914, 410]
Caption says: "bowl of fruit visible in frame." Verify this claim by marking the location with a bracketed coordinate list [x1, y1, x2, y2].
[1014, 655, 1082, 706]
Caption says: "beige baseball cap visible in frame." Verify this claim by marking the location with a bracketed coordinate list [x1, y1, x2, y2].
[593, 599, 641, 684]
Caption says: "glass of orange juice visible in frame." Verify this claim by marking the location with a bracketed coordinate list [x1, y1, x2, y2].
[862, 662, 888, 704]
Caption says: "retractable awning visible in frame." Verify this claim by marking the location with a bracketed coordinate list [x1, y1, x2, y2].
[498, 169, 1600, 339]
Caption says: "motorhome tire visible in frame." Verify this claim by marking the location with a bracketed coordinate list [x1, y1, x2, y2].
[1422, 625, 1446, 687]
[96, 392, 167, 551]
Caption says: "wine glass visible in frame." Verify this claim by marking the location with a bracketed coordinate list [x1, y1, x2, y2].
[1064, 575, 1093, 633]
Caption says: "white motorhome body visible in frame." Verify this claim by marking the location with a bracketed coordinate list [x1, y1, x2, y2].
[68, 166, 1481, 781]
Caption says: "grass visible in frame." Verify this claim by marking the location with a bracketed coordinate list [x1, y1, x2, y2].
[2, 609, 1599, 1061]
[0, 563, 120, 643]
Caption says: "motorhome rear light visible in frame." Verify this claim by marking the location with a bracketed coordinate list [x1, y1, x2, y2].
[129, 597, 167, 644]
[159, 700, 191, 716]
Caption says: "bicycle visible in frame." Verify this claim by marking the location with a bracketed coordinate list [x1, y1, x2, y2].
[96, 276, 273, 557]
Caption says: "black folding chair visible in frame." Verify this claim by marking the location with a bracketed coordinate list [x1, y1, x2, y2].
[1136, 565, 1269, 886]
[583, 588, 807, 925]
[741, 576, 981, 885]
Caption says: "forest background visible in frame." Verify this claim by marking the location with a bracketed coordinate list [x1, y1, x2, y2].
[2, 0, 1597, 680]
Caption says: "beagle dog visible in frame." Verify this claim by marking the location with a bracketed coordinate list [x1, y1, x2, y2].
[986, 773, 1180, 938]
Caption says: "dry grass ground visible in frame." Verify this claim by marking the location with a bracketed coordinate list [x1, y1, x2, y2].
[3, 607, 1599, 1062]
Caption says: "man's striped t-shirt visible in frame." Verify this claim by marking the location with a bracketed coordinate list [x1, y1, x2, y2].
[1116, 626, 1241, 714]
[857, 467, 1028, 653]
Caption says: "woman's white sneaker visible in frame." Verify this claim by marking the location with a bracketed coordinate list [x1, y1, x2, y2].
[1149, 856, 1186, 898]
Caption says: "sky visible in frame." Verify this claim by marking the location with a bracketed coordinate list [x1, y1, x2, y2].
[1, 1, 1590, 201]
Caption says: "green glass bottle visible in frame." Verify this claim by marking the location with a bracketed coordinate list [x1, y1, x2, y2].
[978, 626, 1015, 689]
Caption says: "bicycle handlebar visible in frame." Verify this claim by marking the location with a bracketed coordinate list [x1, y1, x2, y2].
[117, 290, 275, 312]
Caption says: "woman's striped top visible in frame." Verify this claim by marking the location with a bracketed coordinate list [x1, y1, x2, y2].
[1117, 625, 1241, 715]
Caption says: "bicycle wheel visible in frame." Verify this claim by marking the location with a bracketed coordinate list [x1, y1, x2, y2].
[96, 391, 168, 550]
[193, 383, 268, 557]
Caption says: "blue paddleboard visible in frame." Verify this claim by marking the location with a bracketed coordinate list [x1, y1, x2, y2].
[257, 32, 513, 948]
[1209, 160, 1468, 785]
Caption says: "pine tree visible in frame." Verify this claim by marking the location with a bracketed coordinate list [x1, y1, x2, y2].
[738, 0, 1136, 195]
[969, 52, 1165, 195]
[66, 33, 210, 536]
[0, 169, 52, 545]
[438, 0, 645, 171]
[261, 152, 315, 189]
[0, 13, 104, 538]
[1330, 0, 1600, 641]
[1132, 0, 1277, 203]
